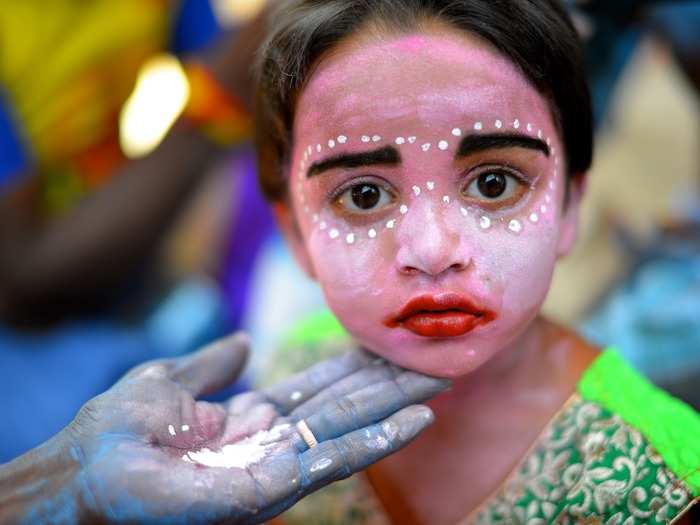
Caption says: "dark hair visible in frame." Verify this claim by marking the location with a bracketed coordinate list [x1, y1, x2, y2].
[255, 0, 593, 202]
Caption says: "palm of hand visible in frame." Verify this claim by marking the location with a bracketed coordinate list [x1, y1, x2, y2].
[66, 335, 445, 525]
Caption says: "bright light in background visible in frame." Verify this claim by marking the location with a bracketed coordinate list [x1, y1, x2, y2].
[119, 54, 189, 158]
[212, 0, 267, 25]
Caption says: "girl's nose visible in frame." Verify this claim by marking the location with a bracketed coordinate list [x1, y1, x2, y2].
[394, 199, 470, 277]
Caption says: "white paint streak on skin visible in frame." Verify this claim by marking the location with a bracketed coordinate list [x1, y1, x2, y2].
[438, 140, 449, 151]
[545, 195, 552, 204]
[367, 434, 390, 450]
[361, 135, 370, 143]
[513, 119, 520, 129]
[395, 137, 406, 145]
[426, 181, 435, 191]
[541, 205, 548, 214]
[310, 458, 333, 473]
[290, 391, 303, 402]
[382, 420, 399, 441]
[337, 135, 347, 144]
[408, 136, 417, 144]
[184, 424, 291, 469]
[316, 144, 322, 152]
[495, 120, 503, 129]
[346, 233, 356, 245]
[181, 425, 190, 432]
[319, 221, 327, 231]
[328, 139, 336, 148]
[168, 425, 176, 436]
[329, 228, 340, 240]
[400, 205, 409, 215]
[538, 130, 543, 139]
[480, 216, 491, 230]
[421, 143, 431, 152]
[386, 219, 396, 229]
[368, 228, 377, 239]
[460, 207, 469, 217]
[527, 123, 533, 132]
[474, 122, 483, 131]
[508, 220, 523, 234]
[529, 213, 539, 224]
[442, 195, 450, 204]
[372, 135, 381, 143]
[452, 128, 462, 137]
[412, 185, 421, 196]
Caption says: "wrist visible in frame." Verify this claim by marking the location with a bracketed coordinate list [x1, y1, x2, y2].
[0, 431, 89, 524]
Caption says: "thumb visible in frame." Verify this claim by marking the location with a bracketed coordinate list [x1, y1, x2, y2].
[169, 332, 250, 397]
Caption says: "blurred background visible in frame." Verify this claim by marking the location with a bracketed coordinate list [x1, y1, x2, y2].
[0, 0, 698, 463]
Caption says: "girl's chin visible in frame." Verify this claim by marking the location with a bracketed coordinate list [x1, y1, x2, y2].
[361, 340, 500, 379]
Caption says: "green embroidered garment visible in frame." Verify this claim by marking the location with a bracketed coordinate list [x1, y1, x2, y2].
[261, 313, 700, 525]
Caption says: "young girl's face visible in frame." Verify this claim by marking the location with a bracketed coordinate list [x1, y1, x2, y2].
[281, 26, 582, 378]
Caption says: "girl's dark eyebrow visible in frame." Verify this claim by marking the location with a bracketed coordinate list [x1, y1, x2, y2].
[456, 133, 550, 158]
[307, 146, 401, 178]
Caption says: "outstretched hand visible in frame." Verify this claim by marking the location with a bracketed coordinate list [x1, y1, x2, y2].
[62, 333, 447, 524]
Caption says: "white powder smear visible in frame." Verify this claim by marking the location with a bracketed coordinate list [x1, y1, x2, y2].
[310, 458, 333, 473]
[184, 424, 291, 469]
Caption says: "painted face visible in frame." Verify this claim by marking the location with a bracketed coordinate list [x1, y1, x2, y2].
[285, 27, 579, 378]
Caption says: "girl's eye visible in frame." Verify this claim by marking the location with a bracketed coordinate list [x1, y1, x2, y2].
[335, 183, 394, 213]
[462, 170, 527, 204]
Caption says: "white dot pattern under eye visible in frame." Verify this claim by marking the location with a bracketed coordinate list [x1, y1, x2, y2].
[301, 117, 560, 243]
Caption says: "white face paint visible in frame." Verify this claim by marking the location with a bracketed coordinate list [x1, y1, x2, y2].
[295, 118, 560, 244]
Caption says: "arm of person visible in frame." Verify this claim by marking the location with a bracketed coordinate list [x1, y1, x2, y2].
[0, 8, 268, 323]
[0, 334, 447, 525]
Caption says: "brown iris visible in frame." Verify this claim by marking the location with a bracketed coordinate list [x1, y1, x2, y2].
[477, 173, 507, 199]
[351, 184, 381, 210]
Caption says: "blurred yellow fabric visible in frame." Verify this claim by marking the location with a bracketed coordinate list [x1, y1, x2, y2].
[0, 0, 171, 165]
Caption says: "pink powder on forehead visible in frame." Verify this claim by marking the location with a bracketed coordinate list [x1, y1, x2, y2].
[393, 35, 430, 53]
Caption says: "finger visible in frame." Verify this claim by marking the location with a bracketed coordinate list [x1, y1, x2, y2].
[291, 371, 448, 447]
[169, 332, 250, 397]
[291, 361, 404, 419]
[297, 405, 433, 493]
[261, 350, 377, 415]
[236, 405, 434, 524]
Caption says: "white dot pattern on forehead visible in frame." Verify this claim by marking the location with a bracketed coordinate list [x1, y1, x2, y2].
[302, 118, 558, 243]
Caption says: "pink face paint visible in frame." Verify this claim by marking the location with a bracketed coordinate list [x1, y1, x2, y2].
[288, 28, 569, 378]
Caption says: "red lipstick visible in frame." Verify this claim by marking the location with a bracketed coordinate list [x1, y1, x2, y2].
[385, 293, 496, 338]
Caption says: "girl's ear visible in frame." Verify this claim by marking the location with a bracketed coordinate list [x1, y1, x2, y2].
[556, 173, 586, 258]
[272, 202, 317, 280]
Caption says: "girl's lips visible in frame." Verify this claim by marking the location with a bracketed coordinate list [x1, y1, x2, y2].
[384, 293, 497, 338]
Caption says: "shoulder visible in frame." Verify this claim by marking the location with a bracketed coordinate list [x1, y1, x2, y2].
[471, 349, 700, 525]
